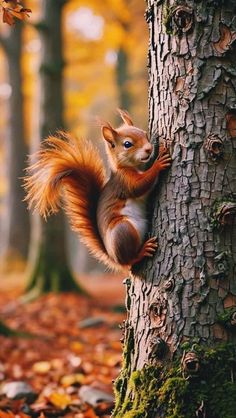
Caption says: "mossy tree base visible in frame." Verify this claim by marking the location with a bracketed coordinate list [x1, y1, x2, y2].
[113, 343, 236, 418]
[23, 249, 87, 302]
[24, 214, 88, 302]
[23, 271, 86, 303]
[26, 249, 85, 293]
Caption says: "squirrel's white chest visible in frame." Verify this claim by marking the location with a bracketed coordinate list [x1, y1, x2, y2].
[121, 197, 148, 239]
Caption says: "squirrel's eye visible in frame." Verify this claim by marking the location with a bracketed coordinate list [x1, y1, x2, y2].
[123, 141, 133, 149]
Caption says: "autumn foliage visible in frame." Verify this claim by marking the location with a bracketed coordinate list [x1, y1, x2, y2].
[0, 275, 125, 417]
[1, 0, 31, 25]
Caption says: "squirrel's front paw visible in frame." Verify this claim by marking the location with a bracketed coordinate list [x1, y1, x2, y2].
[157, 147, 171, 169]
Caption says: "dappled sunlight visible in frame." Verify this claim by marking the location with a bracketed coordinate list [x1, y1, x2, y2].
[67, 7, 104, 41]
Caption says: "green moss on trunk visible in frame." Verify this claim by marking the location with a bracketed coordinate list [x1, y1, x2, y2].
[113, 343, 236, 418]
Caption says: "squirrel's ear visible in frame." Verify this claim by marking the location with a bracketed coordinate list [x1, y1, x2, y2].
[117, 108, 134, 126]
[102, 124, 116, 147]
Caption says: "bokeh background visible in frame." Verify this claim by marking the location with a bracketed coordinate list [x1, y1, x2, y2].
[0, 0, 149, 283]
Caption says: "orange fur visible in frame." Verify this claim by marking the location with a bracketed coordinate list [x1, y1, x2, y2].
[117, 150, 172, 198]
[24, 132, 119, 271]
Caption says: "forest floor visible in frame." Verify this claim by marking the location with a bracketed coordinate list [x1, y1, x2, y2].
[0, 273, 126, 418]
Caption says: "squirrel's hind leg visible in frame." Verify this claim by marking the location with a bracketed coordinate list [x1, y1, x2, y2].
[106, 220, 142, 266]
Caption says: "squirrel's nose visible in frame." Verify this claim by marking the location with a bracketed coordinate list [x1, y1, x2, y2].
[143, 143, 153, 154]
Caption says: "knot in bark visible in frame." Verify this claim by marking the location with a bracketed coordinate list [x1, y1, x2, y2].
[215, 201, 236, 225]
[181, 351, 200, 375]
[164, 278, 175, 292]
[204, 134, 224, 162]
[149, 297, 167, 329]
[165, 5, 193, 35]
[212, 252, 229, 279]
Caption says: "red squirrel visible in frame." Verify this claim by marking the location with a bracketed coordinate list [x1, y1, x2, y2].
[24, 109, 171, 272]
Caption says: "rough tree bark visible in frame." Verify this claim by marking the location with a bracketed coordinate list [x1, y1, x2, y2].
[0, 22, 30, 267]
[25, 0, 83, 298]
[113, 1, 236, 417]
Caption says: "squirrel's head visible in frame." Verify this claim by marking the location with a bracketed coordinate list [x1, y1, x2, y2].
[101, 109, 153, 171]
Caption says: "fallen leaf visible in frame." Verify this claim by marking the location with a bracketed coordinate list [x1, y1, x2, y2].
[104, 352, 121, 367]
[109, 341, 122, 351]
[50, 358, 64, 370]
[0, 411, 15, 418]
[70, 341, 84, 354]
[47, 392, 72, 409]
[81, 361, 94, 374]
[1, 0, 31, 25]
[83, 407, 99, 418]
[2, 8, 14, 24]
[32, 361, 51, 375]
[2, 1, 18, 5]
[61, 373, 85, 387]
[95, 400, 114, 414]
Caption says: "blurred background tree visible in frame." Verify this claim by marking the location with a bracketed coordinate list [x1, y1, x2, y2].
[0, 21, 30, 270]
[24, 0, 83, 299]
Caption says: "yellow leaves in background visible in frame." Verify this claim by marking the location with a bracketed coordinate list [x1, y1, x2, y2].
[4, 0, 148, 145]
[66, 0, 131, 24]
[104, 21, 126, 50]
[107, 0, 131, 25]
[63, 0, 148, 134]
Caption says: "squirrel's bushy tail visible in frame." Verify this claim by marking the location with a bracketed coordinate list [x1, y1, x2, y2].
[24, 132, 118, 270]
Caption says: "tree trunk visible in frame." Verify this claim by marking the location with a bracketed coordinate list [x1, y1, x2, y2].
[26, 0, 84, 297]
[113, 1, 236, 417]
[1, 22, 30, 267]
